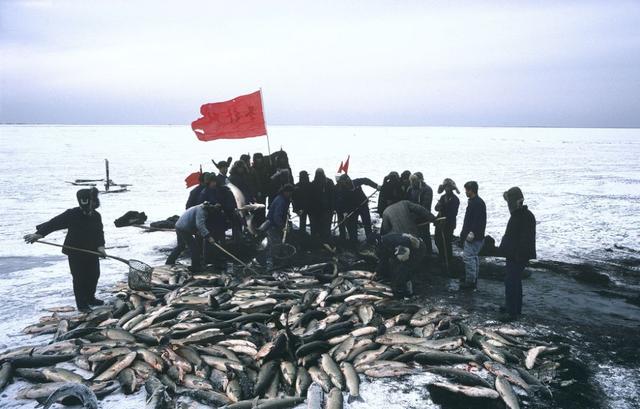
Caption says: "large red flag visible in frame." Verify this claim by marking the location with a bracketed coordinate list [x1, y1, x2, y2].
[192, 91, 267, 141]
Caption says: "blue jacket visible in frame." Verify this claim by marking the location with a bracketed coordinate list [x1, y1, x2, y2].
[267, 193, 290, 229]
[460, 196, 486, 242]
[175, 204, 210, 238]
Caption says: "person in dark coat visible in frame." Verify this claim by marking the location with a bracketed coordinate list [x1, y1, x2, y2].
[240, 154, 251, 168]
[377, 172, 405, 215]
[334, 174, 360, 245]
[186, 172, 210, 209]
[214, 158, 232, 186]
[352, 177, 379, 240]
[434, 178, 460, 269]
[335, 174, 379, 244]
[229, 160, 253, 200]
[198, 176, 234, 265]
[265, 184, 294, 267]
[400, 170, 412, 194]
[375, 232, 426, 298]
[167, 202, 221, 273]
[292, 170, 312, 233]
[24, 188, 106, 312]
[406, 173, 434, 255]
[251, 153, 270, 227]
[497, 187, 536, 321]
[459, 181, 487, 289]
[308, 168, 335, 244]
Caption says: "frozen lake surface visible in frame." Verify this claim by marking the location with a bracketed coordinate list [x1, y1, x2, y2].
[0, 125, 639, 408]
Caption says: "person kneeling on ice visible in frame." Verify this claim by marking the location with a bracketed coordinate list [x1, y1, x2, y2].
[264, 183, 294, 267]
[375, 233, 426, 298]
[24, 188, 106, 313]
[166, 201, 221, 273]
[497, 187, 537, 321]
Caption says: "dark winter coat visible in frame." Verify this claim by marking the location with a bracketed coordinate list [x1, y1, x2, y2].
[308, 179, 335, 216]
[229, 163, 253, 200]
[252, 161, 271, 202]
[407, 182, 433, 212]
[499, 205, 537, 262]
[378, 178, 405, 215]
[460, 195, 486, 242]
[36, 207, 105, 256]
[381, 200, 435, 236]
[335, 177, 376, 214]
[434, 193, 460, 229]
[186, 184, 206, 209]
[292, 180, 313, 214]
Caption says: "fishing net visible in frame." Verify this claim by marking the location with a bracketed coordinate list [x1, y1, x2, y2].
[127, 259, 153, 291]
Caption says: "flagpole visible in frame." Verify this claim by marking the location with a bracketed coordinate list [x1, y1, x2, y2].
[259, 87, 271, 155]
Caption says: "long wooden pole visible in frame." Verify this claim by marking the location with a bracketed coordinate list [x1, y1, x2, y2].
[259, 88, 271, 155]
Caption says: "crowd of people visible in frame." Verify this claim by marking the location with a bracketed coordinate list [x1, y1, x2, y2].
[166, 150, 536, 321]
[23, 149, 537, 322]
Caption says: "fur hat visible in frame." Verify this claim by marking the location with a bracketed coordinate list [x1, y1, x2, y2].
[438, 178, 459, 194]
[395, 246, 410, 262]
[503, 186, 524, 212]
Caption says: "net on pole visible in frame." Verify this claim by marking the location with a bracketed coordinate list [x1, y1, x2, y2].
[127, 259, 153, 290]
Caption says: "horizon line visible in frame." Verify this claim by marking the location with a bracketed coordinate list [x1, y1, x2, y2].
[1, 123, 639, 130]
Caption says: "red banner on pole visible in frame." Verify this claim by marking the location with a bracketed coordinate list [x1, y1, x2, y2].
[338, 155, 350, 174]
[191, 91, 267, 141]
[185, 171, 201, 188]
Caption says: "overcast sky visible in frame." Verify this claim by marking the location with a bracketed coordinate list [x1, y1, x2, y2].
[1, 0, 639, 127]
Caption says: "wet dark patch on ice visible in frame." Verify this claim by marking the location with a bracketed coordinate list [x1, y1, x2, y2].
[0, 255, 64, 274]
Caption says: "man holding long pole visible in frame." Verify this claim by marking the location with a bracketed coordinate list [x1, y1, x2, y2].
[24, 188, 106, 312]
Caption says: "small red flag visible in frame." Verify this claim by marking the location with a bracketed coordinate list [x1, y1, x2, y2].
[185, 171, 201, 188]
[192, 91, 267, 141]
[338, 155, 350, 174]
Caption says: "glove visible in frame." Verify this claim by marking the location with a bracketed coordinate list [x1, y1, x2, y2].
[24, 233, 43, 244]
[207, 236, 216, 245]
[97, 246, 107, 258]
[466, 231, 475, 242]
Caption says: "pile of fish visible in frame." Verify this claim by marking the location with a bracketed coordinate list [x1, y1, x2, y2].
[0, 261, 576, 408]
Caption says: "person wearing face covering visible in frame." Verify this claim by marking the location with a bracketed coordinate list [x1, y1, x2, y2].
[434, 178, 460, 268]
[377, 172, 405, 215]
[292, 171, 313, 233]
[497, 187, 536, 321]
[24, 188, 106, 312]
[308, 168, 335, 244]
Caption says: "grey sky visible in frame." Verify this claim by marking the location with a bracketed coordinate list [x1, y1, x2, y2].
[1, 0, 639, 127]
